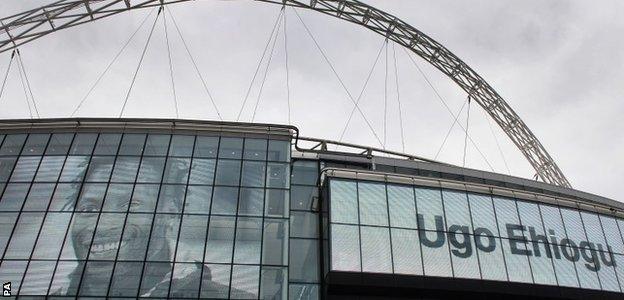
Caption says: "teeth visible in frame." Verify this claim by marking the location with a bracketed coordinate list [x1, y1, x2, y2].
[90, 241, 126, 254]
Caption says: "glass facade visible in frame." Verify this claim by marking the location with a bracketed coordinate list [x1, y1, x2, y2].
[1, 124, 623, 298]
[328, 178, 624, 293]
[0, 132, 291, 298]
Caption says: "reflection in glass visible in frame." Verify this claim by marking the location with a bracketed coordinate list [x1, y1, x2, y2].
[118, 133, 146, 156]
[289, 239, 319, 283]
[291, 160, 318, 185]
[146, 214, 181, 261]
[0, 134, 27, 155]
[69, 133, 97, 155]
[267, 140, 290, 162]
[9, 156, 40, 182]
[130, 184, 159, 213]
[261, 267, 287, 299]
[21, 134, 49, 155]
[93, 133, 121, 155]
[266, 162, 289, 188]
[143, 134, 170, 156]
[241, 161, 266, 187]
[290, 211, 318, 238]
[263, 218, 288, 265]
[201, 264, 231, 299]
[23, 183, 55, 211]
[194, 136, 219, 158]
[35, 156, 65, 182]
[243, 138, 267, 161]
[212, 186, 238, 215]
[215, 159, 241, 186]
[4, 212, 44, 258]
[230, 265, 259, 299]
[111, 156, 141, 182]
[176, 215, 208, 262]
[218, 137, 243, 159]
[162, 158, 191, 184]
[0, 183, 29, 211]
[234, 217, 262, 264]
[169, 135, 195, 157]
[185, 185, 212, 214]
[239, 188, 263, 216]
[59, 156, 89, 182]
[205, 216, 235, 263]
[136, 157, 165, 183]
[49, 183, 80, 211]
[265, 189, 288, 217]
[170, 263, 201, 298]
[189, 158, 215, 185]
[84, 156, 114, 182]
[290, 185, 317, 211]
[45, 133, 73, 155]
[108, 261, 143, 297]
[139, 262, 172, 297]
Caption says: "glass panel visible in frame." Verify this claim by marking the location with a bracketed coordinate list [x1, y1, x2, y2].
[241, 161, 266, 187]
[118, 213, 152, 261]
[110, 156, 140, 182]
[89, 212, 125, 261]
[69, 133, 97, 155]
[61, 212, 98, 260]
[93, 133, 121, 155]
[234, 217, 263, 264]
[493, 197, 521, 239]
[0, 212, 18, 255]
[263, 218, 288, 265]
[230, 265, 259, 299]
[0, 134, 27, 155]
[49, 261, 83, 296]
[388, 185, 416, 229]
[194, 136, 219, 158]
[238, 188, 263, 216]
[501, 237, 533, 283]
[9, 156, 41, 182]
[162, 157, 191, 184]
[139, 262, 172, 297]
[260, 267, 287, 300]
[75, 183, 107, 212]
[476, 236, 508, 281]
[330, 180, 358, 224]
[529, 242, 557, 285]
[267, 140, 290, 162]
[420, 230, 452, 277]
[143, 134, 170, 156]
[4, 212, 44, 258]
[358, 182, 388, 226]
[360, 226, 392, 273]
[215, 159, 241, 186]
[289, 284, 319, 300]
[118, 133, 146, 155]
[551, 244, 580, 287]
[580, 212, 606, 245]
[0, 260, 28, 296]
[212, 186, 238, 215]
[330, 224, 360, 271]
[136, 157, 165, 183]
[266, 162, 289, 188]
[205, 216, 235, 263]
[169, 263, 201, 298]
[415, 187, 445, 231]
[185, 185, 212, 214]
[49, 183, 80, 211]
[290, 185, 317, 211]
[176, 215, 208, 262]
[102, 183, 133, 212]
[32, 212, 71, 259]
[45, 133, 74, 155]
[600, 216, 624, 255]
[0, 183, 29, 211]
[189, 158, 215, 185]
[265, 189, 288, 218]
[23, 183, 55, 211]
[615, 255, 624, 292]
[243, 138, 267, 160]
[21, 133, 50, 155]
[59, 156, 89, 182]
[34, 156, 64, 182]
[561, 208, 587, 242]
[443, 190, 471, 233]
[596, 250, 620, 292]
[169, 135, 195, 157]
[390, 228, 422, 275]
[78, 261, 114, 296]
[146, 214, 181, 262]
[84, 156, 114, 182]
[575, 246, 601, 289]
[449, 231, 480, 279]
[0, 157, 17, 181]
[540, 204, 567, 241]
[201, 264, 231, 299]
[290, 211, 318, 238]
[289, 239, 319, 282]
[130, 184, 159, 213]
[218, 137, 243, 159]
[108, 261, 143, 297]
[291, 160, 317, 186]
[20, 260, 55, 295]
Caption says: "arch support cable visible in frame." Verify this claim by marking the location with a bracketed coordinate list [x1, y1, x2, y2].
[0, 0, 571, 187]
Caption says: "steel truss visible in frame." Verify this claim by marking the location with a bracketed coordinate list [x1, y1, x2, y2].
[0, 0, 571, 187]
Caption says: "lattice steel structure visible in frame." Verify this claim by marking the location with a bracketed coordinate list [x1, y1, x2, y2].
[0, 0, 571, 187]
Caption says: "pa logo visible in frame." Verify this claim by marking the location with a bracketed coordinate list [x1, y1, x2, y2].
[2, 282, 10, 297]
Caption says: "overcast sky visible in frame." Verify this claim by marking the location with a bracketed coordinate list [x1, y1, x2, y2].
[0, 0, 622, 202]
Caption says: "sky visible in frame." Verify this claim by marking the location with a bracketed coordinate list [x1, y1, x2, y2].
[0, 0, 622, 202]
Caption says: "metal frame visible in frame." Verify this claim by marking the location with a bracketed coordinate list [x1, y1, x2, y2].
[0, 0, 571, 188]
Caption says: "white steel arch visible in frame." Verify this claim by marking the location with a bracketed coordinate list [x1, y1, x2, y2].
[0, 0, 571, 187]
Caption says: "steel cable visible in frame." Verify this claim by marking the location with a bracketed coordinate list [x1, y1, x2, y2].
[392, 43, 406, 153]
[251, 10, 283, 122]
[119, 7, 162, 118]
[16, 50, 40, 118]
[166, 7, 223, 121]
[70, 8, 155, 117]
[283, 7, 291, 124]
[0, 50, 15, 103]
[163, 9, 179, 119]
[237, 8, 284, 121]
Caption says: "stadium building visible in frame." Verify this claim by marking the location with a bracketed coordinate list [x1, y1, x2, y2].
[0, 118, 622, 299]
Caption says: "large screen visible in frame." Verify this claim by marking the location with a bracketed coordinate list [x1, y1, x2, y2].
[328, 178, 624, 293]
